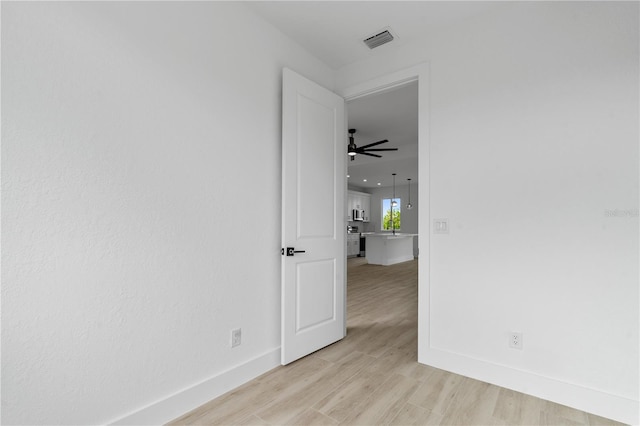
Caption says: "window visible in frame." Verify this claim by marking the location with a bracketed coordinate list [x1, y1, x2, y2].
[381, 198, 401, 230]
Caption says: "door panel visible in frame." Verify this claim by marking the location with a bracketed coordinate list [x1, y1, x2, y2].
[296, 259, 336, 332]
[297, 94, 336, 239]
[282, 68, 345, 365]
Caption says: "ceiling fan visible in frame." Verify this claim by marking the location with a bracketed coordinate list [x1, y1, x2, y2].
[347, 129, 398, 161]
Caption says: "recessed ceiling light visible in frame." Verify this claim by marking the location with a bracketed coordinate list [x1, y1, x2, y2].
[363, 179, 367, 182]
[347, 174, 350, 178]
[377, 183, 381, 186]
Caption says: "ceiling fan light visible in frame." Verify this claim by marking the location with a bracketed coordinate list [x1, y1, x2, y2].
[348, 142, 357, 156]
[347, 128, 396, 160]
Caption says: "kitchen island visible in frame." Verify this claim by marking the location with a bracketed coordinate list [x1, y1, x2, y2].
[363, 233, 417, 266]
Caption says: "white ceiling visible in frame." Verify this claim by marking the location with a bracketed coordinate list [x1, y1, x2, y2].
[246, 1, 503, 190]
[246, 1, 501, 70]
[346, 81, 418, 189]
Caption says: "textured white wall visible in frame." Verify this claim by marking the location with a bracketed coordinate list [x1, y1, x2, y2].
[1, 2, 334, 424]
[338, 2, 638, 423]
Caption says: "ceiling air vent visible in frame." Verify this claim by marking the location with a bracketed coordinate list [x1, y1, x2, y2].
[363, 29, 394, 49]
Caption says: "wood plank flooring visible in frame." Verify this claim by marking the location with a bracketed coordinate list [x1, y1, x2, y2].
[169, 257, 624, 426]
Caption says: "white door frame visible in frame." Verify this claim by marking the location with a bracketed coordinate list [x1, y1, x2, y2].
[339, 63, 430, 364]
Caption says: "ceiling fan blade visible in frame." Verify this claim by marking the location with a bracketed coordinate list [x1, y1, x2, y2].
[358, 139, 389, 149]
[359, 152, 383, 158]
[362, 148, 398, 152]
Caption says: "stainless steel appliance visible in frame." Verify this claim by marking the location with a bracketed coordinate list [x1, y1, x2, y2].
[347, 226, 360, 258]
[352, 209, 365, 221]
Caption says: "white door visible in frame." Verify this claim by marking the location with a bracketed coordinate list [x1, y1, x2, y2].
[281, 68, 346, 365]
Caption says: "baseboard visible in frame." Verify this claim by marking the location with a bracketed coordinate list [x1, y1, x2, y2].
[419, 347, 639, 425]
[383, 255, 415, 266]
[109, 347, 281, 425]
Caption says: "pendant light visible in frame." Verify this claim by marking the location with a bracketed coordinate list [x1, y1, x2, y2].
[391, 173, 398, 207]
[391, 173, 397, 235]
[406, 178, 413, 210]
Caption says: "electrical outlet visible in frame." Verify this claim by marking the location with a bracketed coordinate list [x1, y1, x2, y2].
[509, 332, 523, 350]
[231, 328, 241, 348]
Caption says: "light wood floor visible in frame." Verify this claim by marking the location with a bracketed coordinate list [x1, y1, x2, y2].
[169, 257, 624, 426]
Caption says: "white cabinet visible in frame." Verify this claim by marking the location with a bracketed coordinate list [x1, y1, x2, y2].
[348, 190, 372, 222]
[362, 195, 371, 222]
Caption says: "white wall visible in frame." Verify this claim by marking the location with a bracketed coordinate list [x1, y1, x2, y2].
[338, 2, 639, 423]
[1, 2, 334, 424]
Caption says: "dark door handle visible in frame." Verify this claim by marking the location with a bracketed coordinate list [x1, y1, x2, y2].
[282, 247, 306, 256]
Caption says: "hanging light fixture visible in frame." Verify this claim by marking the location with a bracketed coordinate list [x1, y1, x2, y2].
[347, 131, 357, 159]
[391, 173, 398, 207]
[391, 173, 397, 235]
[406, 178, 413, 210]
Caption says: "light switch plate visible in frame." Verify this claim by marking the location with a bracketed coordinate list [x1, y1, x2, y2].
[434, 218, 449, 234]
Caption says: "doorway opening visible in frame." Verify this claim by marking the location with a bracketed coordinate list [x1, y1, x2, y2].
[345, 79, 420, 355]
